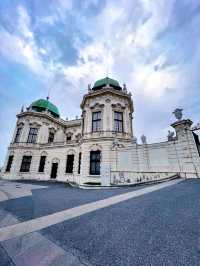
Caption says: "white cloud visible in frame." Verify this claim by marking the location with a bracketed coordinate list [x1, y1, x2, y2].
[1, 0, 199, 150]
[0, 6, 48, 76]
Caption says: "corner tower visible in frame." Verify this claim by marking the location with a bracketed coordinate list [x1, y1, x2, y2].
[81, 77, 134, 141]
[79, 77, 134, 184]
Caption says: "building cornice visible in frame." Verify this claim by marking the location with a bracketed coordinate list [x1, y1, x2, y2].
[80, 88, 134, 112]
[17, 111, 82, 128]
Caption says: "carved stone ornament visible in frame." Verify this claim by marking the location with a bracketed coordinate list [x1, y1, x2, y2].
[90, 103, 104, 109]
[76, 133, 82, 142]
[29, 121, 42, 127]
[105, 98, 111, 103]
[112, 138, 119, 148]
[17, 122, 24, 127]
[66, 132, 73, 137]
[49, 127, 56, 133]
[111, 103, 125, 109]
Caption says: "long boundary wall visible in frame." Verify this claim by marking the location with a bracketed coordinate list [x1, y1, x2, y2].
[110, 119, 200, 184]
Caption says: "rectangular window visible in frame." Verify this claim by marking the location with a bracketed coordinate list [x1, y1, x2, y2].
[48, 132, 54, 143]
[114, 111, 123, 132]
[27, 128, 38, 143]
[6, 155, 14, 172]
[38, 156, 46, 172]
[92, 111, 101, 132]
[90, 151, 101, 175]
[20, 156, 32, 172]
[78, 152, 82, 174]
[66, 154, 74, 173]
[14, 128, 22, 143]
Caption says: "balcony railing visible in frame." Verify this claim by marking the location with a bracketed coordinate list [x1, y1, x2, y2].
[10, 140, 78, 148]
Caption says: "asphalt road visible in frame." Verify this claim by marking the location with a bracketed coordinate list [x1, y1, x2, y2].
[0, 179, 200, 265]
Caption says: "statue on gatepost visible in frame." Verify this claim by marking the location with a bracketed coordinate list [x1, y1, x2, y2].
[123, 83, 127, 93]
[88, 84, 92, 92]
[141, 135, 147, 144]
[167, 130, 175, 141]
[173, 108, 183, 121]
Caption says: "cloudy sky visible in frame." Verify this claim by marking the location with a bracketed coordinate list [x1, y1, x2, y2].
[0, 0, 200, 165]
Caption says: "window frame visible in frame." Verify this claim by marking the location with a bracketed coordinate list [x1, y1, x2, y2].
[20, 156, 32, 172]
[38, 156, 46, 172]
[114, 111, 123, 133]
[48, 132, 54, 143]
[14, 128, 22, 143]
[27, 128, 38, 144]
[66, 154, 74, 174]
[78, 152, 82, 174]
[90, 150, 101, 175]
[6, 155, 14, 172]
[92, 111, 102, 132]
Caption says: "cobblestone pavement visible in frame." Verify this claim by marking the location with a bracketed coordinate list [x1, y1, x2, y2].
[0, 179, 199, 265]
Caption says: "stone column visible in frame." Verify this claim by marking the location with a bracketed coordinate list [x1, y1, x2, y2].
[21, 119, 30, 143]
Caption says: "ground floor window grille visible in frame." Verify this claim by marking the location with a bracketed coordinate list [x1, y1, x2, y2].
[66, 154, 74, 173]
[6, 155, 14, 172]
[90, 150, 101, 175]
[38, 156, 46, 172]
[20, 156, 32, 172]
[78, 152, 82, 174]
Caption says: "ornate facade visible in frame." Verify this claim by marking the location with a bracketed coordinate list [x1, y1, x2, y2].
[2, 77, 200, 185]
[2, 77, 135, 185]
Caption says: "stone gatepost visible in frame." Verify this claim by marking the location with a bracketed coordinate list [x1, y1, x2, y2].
[171, 119, 200, 178]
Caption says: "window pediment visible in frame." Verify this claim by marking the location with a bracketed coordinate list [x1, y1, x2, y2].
[17, 122, 24, 127]
[89, 144, 102, 151]
[111, 103, 125, 109]
[90, 103, 104, 110]
[66, 132, 73, 137]
[29, 122, 42, 128]
[67, 149, 75, 155]
[49, 127, 56, 133]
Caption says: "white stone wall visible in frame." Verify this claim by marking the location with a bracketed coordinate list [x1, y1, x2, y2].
[112, 120, 200, 181]
[2, 86, 200, 186]
[2, 145, 81, 182]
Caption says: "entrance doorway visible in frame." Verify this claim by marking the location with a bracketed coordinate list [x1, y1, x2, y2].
[50, 163, 58, 179]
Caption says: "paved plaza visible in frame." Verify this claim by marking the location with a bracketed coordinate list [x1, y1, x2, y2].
[0, 179, 200, 265]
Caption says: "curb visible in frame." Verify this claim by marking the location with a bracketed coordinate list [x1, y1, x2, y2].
[69, 175, 181, 189]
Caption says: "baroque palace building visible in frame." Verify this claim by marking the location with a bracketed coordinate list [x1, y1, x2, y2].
[2, 77, 200, 185]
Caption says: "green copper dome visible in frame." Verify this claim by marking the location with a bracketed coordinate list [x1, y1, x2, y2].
[93, 77, 121, 91]
[30, 99, 60, 118]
